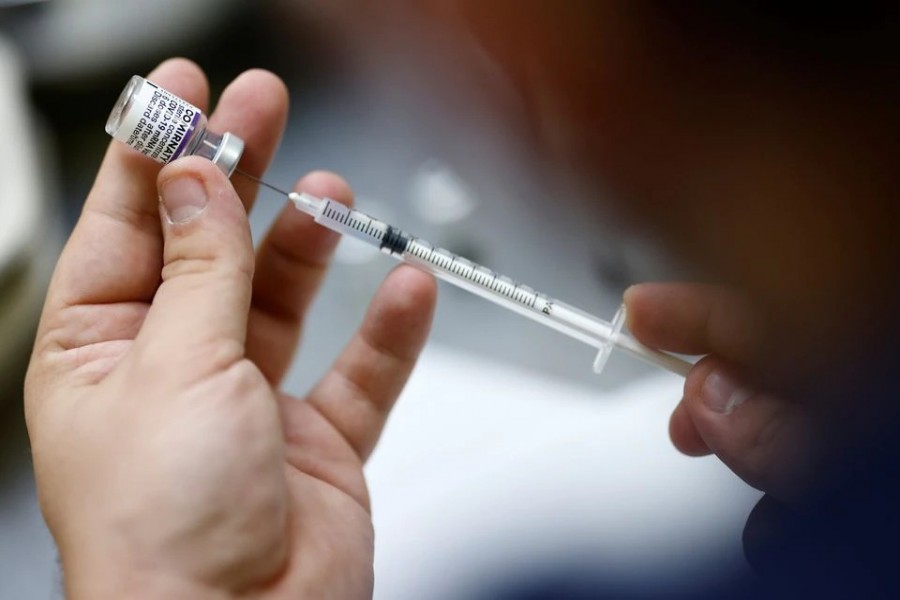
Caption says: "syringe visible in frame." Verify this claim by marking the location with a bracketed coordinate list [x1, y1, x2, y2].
[238, 171, 692, 377]
[102, 74, 690, 376]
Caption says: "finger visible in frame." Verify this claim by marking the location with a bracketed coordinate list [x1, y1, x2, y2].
[302, 266, 437, 461]
[624, 283, 763, 361]
[682, 356, 813, 502]
[246, 172, 352, 384]
[133, 157, 254, 383]
[669, 399, 712, 457]
[47, 58, 209, 310]
[207, 69, 289, 212]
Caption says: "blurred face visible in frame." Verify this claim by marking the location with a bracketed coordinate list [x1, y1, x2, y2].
[426, 1, 898, 379]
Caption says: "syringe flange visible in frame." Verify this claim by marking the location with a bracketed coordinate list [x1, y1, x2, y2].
[592, 304, 627, 375]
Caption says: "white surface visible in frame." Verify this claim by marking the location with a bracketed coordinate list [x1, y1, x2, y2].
[367, 345, 761, 599]
[0, 37, 39, 270]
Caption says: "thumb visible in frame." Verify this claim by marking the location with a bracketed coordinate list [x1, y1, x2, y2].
[682, 357, 815, 504]
[134, 157, 254, 380]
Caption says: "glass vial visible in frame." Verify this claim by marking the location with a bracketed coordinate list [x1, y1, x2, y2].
[105, 75, 244, 176]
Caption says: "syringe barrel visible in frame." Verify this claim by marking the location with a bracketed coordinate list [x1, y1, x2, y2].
[296, 193, 693, 377]
[298, 195, 606, 343]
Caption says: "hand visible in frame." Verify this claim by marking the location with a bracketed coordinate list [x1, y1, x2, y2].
[25, 59, 437, 599]
[624, 283, 817, 504]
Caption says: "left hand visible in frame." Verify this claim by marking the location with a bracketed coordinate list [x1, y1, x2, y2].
[25, 59, 437, 599]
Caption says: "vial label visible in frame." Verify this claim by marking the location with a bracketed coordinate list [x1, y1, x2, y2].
[114, 80, 202, 164]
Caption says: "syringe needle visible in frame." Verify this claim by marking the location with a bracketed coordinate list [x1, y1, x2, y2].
[234, 169, 292, 197]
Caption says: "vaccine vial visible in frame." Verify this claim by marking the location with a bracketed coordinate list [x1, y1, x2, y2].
[105, 75, 244, 176]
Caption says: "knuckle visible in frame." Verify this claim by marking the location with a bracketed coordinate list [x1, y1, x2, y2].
[222, 358, 268, 395]
[161, 252, 254, 286]
[734, 410, 786, 489]
[721, 398, 809, 499]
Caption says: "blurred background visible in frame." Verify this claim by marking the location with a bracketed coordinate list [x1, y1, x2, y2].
[0, 2, 760, 598]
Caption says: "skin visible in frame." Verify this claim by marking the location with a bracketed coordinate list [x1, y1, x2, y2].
[624, 283, 815, 504]
[25, 59, 437, 598]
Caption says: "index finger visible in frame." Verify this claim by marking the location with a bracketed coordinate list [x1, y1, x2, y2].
[624, 283, 764, 363]
[207, 69, 289, 213]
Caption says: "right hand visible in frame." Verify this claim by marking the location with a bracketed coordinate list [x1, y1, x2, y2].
[624, 283, 817, 504]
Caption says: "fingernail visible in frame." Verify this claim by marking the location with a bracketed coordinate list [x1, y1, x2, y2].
[161, 176, 208, 224]
[702, 370, 753, 414]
